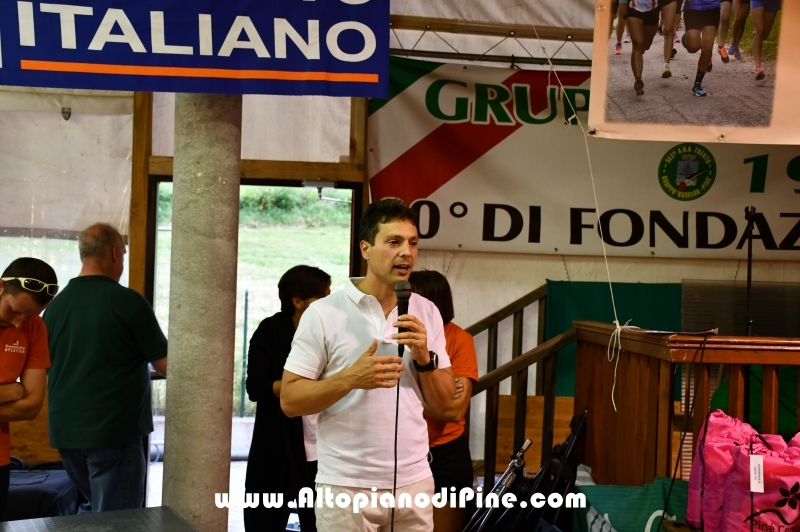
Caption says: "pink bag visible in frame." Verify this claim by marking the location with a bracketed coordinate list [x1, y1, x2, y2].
[686, 410, 757, 529]
[787, 433, 800, 459]
[720, 434, 800, 532]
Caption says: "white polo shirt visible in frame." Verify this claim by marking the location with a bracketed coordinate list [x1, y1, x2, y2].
[284, 278, 451, 489]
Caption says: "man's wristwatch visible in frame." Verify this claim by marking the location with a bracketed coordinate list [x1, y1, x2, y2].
[413, 351, 438, 373]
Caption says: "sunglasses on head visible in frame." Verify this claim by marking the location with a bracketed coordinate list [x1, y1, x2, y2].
[1, 277, 59, 296]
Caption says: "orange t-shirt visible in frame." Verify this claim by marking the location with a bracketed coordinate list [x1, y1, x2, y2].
[0, 316, 51, 466]
[426, 322, 479, 447]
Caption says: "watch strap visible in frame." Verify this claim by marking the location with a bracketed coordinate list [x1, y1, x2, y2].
[413, 351, 438, 373]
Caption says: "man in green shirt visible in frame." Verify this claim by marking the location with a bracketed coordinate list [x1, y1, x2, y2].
[44, 223, 167, 513]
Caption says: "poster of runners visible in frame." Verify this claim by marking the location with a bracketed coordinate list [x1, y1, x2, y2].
[588, 0, 800, 144]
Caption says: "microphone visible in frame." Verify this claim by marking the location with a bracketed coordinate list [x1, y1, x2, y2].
[391, 281, 412, 531]
[395, 281, 412, 357]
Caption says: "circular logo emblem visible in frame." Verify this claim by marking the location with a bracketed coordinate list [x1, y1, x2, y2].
[658, 143, 716, 201]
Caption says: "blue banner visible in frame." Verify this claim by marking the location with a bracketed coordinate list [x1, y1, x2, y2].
[0, 0, 389, 97]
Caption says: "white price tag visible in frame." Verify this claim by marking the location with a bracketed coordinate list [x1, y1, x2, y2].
[750, 455, 765, 493]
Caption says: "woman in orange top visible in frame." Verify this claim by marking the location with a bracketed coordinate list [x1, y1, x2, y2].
[409, 271, 479, 532]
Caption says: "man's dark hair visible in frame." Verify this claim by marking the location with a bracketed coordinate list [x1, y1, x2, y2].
[408, 270, 454, 325]
[359, 198, 418, 246]
[1, 257, 58, 305]
[278, 265, 332, 315]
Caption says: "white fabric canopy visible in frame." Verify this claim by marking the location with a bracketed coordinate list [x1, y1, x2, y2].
[0, 87, 132, 114]
[0, 110, 132, 235]
[152, 93, 351, 162]
[391, 0, 595, 31]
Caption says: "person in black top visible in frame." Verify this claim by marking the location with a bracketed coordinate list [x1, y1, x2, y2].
[244, 265, 331, 532]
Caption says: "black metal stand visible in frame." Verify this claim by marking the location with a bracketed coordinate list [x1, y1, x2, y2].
[742, 206, 756, 422]
[745, 206, 756, 337]
[463, 411, 587, 532]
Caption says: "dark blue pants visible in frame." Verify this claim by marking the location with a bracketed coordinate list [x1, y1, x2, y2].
[59, 442, 145, 513]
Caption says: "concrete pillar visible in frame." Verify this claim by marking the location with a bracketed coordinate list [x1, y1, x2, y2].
[163, 93, 242, 531]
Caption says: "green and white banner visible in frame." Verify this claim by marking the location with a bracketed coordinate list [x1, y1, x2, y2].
[368, 57, 800, 260]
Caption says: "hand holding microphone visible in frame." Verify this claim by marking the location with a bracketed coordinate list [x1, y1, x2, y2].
[392, 281, 430, 367]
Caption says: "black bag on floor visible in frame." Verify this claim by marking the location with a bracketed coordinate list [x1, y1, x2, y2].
[463, 410, 587, 532]
[6, 460, 78, 520]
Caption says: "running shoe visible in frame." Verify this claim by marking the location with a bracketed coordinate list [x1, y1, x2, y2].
[756, 67, 765, 80]
[718, 46, 729, 63]
[692, 82, 707, 97]
[615, 42, 623, 55]
[728, 43, 742, 60]
[671, 48, 677, 59]
[624, 33, 631, 43]
[662, 63, 672, 78]
[634, 78, 644, 95]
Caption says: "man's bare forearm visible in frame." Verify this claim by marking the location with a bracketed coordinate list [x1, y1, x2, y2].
[419, 368, 455, 415]
[0, 383, 24, 406]
[0, 385, 42, 421]
[0, 369, 46, 422]
[0, 398, 41, 421]
[423, 397, 469, 422]
[423, 403, 460, 422]
[281, 371, 355, 418]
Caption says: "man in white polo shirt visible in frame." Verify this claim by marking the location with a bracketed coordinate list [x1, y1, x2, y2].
[281, 198, 456, 531]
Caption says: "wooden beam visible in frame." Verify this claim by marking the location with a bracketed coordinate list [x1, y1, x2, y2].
[130, 92, 152, 297]
[390, 15, 594, 43]
[349, 98, 370, 276]
[350, 98, 367, 173]
[149, 156, 363, 182]
[728, 364, 746, 420]
[762, 365, 779, 434]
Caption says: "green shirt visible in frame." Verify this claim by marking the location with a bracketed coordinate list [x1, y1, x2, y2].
[43, 276, 167, 449]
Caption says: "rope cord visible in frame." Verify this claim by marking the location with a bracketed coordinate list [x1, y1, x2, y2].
[515, 3, 625, 409]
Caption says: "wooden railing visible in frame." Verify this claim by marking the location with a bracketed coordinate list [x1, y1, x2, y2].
[466, 283, 580, 484]
[467, 300, 800, 488]
[573, 321, 800, 486]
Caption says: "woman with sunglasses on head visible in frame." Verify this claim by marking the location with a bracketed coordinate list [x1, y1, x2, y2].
[409, 270, 479, 532]
[244, 265, 331, 532]
[0, 258, 58, 520]
[626, 0, 661, 95]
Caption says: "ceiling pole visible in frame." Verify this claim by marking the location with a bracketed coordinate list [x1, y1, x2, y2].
[130, 92, 153, 296]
